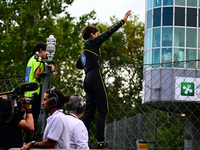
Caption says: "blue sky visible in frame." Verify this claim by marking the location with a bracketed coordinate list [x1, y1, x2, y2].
[67, 0, 145, 24]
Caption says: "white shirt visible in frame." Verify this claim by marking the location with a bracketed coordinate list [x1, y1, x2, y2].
[43, 110, 70, 149]
[66, 113, 89, 150]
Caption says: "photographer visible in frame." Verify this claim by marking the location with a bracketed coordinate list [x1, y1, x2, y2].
[0, 97, 34, 150]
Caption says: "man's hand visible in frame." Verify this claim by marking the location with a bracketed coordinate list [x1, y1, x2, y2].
[52, 64, 55, 71]
[20, 142, 32, 150]
[20, 139, 57, 149]
[123, 10, 132, 22]
[21, 97, 32, 110]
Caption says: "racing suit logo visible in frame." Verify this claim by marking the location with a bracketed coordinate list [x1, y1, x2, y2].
[81, 54, 86, 65]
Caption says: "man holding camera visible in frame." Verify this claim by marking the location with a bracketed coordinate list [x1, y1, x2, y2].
[0, 97, 34, 150]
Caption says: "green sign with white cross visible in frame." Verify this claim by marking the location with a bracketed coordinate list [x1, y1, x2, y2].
[181, 82, 194, 96]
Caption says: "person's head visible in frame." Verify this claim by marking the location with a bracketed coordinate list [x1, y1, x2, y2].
[65, 96, 84, 118]
[42, 88, 70, 114]
[82, 25, 99, 40]
[31, 42, 47, 58]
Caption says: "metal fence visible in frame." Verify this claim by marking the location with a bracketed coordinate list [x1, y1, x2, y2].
[1, 63, 200, 149]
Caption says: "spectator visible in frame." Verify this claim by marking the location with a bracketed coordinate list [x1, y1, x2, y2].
[65, 96, 89, 149]
[20, 88, 70, 150]
[24, 42, 54, 142]
[162, 35, 172, 46]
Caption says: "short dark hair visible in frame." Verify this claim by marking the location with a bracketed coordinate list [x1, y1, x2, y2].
[31, 42, 46, 56]
[82, 25, 99, 40]
[45, 88, 70, 109]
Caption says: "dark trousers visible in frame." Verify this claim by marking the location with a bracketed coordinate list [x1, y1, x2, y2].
[83, 68, 109, 142]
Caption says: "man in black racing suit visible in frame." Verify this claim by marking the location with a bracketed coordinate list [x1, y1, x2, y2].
[76, 10, 131, 149]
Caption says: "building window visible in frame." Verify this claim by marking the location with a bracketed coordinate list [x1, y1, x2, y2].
[146, 50, 152, 69]
[187, 8, 197, 27]
[174, 28, 185, 47]
[198, 9, 200, 27]
[198, 29, 200, 48]
[186, 28, 197, 48]
[175, 0, 185, 6]
[162, 48, 172, 67]
[147, 10, 152, 29]
[146, 30, 152, 50]
[186, 49, 196, 68]
[154, 0, 161, 7]
[162, 27, 172, 47]
[152, 48, 160, 68]
[174, 48, 184, 68]
[163, 7, 173, 26]
[198, 50, 200, 69]
[163, 0, 173, 6]
[187, 0, 197, 7]
[153, 28, 161, 47]
[148, 0, 153, 9]
[175, 7, 185, 26]
[153, 8, 161, 27]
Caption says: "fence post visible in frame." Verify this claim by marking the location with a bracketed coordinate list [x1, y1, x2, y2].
[113, 119, 116, 150]
[124, 116, 127, 149]
[39, 64, 52, 139]
[137, 113, 141, 140]
[184, 109, 200, 150]
[154, 110, 157, 150]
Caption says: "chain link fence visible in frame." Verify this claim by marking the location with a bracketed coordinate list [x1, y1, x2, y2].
[1, 63, 200, 149]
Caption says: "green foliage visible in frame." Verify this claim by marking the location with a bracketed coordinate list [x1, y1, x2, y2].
[0, 0, 97, 146]
[0, 0, 96, 79]
[97, 14, 145, 122]
[156, 111, 184, 149]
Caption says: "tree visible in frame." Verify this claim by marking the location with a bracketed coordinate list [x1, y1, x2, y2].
[0, 0, 96, 80]
[97, 15, 145, 122]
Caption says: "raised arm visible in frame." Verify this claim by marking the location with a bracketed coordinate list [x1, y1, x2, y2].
[123, 10, 132, 22]
[18, 97, 34, 132]
[92, 10, 132, 46]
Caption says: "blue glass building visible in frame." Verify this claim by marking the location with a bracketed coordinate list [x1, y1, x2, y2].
[145, 0, 200, 69]
[143, 1, 200, 148]
[143, 0, 200, 106]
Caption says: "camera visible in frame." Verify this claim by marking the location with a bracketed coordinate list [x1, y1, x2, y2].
[0, 82, 38, 123]
[17, 92, 38, 107]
